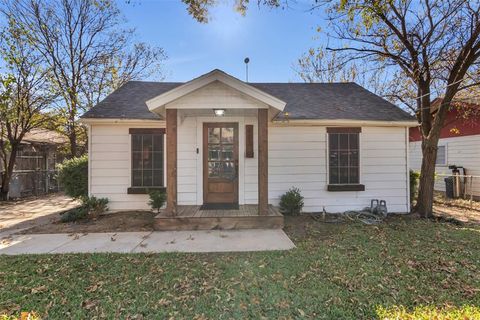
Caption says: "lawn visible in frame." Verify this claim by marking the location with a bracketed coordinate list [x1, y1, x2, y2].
[1, 216, 479, 319]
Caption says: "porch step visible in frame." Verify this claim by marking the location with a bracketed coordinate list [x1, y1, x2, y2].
[154, 205, 284, 231]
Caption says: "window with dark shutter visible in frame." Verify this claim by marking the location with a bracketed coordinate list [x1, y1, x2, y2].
[128, 128, 165, 194]
[327, 127, 364, 191]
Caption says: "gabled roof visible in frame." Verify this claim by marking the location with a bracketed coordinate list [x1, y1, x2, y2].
[81, 72, 415, 123]
[145, 69, 286, 113]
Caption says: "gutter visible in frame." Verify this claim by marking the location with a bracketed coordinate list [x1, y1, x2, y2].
[271, 119, 419, 127]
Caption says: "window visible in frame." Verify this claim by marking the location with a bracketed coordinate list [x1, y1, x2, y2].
[327, 127, 364, 191]
[436, 145, 447, 166]
[129, 128, 165, 193]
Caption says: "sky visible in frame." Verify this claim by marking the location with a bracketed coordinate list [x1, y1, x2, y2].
[118, 0, 327, 83]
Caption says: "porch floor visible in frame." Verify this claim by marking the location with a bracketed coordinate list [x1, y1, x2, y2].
[154, 205, 284, 231]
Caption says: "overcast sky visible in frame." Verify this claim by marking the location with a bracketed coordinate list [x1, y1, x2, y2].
[118, 0, 327, 82]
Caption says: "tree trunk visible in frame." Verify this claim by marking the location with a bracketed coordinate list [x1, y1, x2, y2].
[0, 143, 19, 201]
[415, 136, 439, 218]
[68, 126, 77, 158]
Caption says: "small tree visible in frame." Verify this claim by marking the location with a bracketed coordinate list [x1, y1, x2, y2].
[279, 187, 304, 215]
[148, 190, 166, 213]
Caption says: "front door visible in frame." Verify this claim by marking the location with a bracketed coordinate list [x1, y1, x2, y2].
[203, 123, 239, 204]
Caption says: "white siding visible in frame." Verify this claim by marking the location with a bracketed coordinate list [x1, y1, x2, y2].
[410, 134, 480, 197]
[89, 122, 165, 211]
[266, 126, 409, 213]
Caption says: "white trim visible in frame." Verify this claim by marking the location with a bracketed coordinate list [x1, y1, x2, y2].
[405, 126, 410, 212]
[272, 119, 418, 127]
[146, 69, 286, 113]
[79, 118, 165, 125]
[195, 116, 246, 205]
[87, 124, 92, 197]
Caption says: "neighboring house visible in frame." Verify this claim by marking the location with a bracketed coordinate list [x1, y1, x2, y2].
[410, 99, 480, 199]
[80, 69, 416, 229]
[1, 128, 66, 198]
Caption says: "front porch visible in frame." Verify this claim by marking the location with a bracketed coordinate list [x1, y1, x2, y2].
[154, 205, 284, 231]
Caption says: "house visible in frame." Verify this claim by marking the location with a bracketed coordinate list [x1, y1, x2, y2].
[410, 98, 480, 200]
[80, 69, 417, 230]
[1, 128, 66, 198]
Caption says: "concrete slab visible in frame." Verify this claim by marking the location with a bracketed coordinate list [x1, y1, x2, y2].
[133, 229, 295, 253]
[50, 232, 152, 254]
[0, 234, 74, 255]
[0, 230, 295, 255]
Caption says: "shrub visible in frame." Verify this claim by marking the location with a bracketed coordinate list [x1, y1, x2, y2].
[59, 196, 108, 223]
[83, 196, 109, 218]
[60, 206, 88, 223]
[410, 170, 420, 206]
[148, 189, 166, 213]
[279, 187, 304, 215]
[57, 155, 88, 199]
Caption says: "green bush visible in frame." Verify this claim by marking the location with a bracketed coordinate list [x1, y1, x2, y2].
[279, 187, 304, 215]
[410, 170, 420, 206]
[83, 196, 109, 218]
[148, 189, 166, 213]
[60, 196, 108, 223]
[57, 155, 88, 199]
[60, 206, 88, 222]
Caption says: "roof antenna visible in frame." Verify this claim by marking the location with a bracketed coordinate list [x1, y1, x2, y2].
[244, 57, 250, 82]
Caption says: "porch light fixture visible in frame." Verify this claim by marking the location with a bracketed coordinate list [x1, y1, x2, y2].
[213, 108, 226, 117]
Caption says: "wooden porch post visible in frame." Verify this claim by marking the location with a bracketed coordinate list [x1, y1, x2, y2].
[258, 108, 268, 215]
[166, 109, 177, 216]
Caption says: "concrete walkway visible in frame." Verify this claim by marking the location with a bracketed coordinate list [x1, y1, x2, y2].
[0, 229, 295, 255]
[0, 194, 80, 237]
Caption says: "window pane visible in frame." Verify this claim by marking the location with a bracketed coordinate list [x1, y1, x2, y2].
[142, 151, 152, 170]
[339, 134, 349, 149]
[223, 161, 235, 178]
[208, 128, 220, 143]
[143, 170, 153, 186]
[153, 152, 163, 169]
[349, 167, 359, 184]
[329, 150, 339, 167]
[143, 135, 153, 153]
[339, 168, 349, 184]
[330, 167, 339, 184]
[208, 145, 221, 161]
[222, 145, 233, 160]
[350, 150, 359, 167]
[221, 127, 234, 143]
[329, 134, 339, 150]
[153, 134, 163, 152]
[153, 169, 163, 186]
[339, 151, 349, 167]
[208, 161, 222, 177]
[132, 170, 142, 186]
[132, 135, 142, 151]
[132, 152, 142, 170]
[436, 146, 446, 165]
[349, 134, 359, 150]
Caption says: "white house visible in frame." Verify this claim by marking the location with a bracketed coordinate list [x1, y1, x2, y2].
[410, 99, 480, 200]
[80, 69, 417, 230]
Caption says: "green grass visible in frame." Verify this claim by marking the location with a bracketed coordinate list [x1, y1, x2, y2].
[1, 217, 479, 319]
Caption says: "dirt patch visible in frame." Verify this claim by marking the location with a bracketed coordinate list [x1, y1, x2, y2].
[433, 192, 480, 224]
[20, 211, 156, 234]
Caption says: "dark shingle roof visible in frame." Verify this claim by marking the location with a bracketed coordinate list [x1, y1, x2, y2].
[81, 81, 414, 122]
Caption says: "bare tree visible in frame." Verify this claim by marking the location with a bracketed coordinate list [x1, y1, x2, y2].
[3, 0, 166, 157]
[0, 20, 55, 200]
[184, 0, 480, 218]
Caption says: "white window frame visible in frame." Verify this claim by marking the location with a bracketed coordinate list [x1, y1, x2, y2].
[435, 143, 448, 166]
